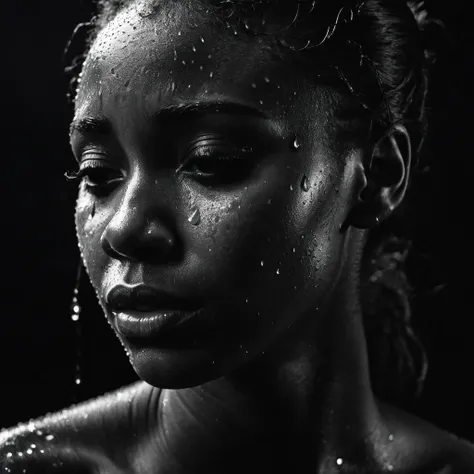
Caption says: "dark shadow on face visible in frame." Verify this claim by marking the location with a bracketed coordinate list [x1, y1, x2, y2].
[71, 1, 364, 389]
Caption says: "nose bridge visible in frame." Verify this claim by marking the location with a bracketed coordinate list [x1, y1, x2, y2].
[111, 168, 152, 229]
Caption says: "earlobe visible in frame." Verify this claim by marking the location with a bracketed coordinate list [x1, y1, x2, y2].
[340, 123, 412, 232]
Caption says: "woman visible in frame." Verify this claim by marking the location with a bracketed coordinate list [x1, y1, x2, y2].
[1, 0, 472, 472]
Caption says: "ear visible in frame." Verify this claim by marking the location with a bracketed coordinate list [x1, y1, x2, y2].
[342, 123, 412, 230]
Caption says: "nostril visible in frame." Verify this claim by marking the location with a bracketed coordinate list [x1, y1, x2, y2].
[100, 230, 125, 260]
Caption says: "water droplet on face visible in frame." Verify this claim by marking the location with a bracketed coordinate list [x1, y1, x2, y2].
[292, 136, 301, 150]
[188, 206, 201, 225]
[301, 175, 310, 192]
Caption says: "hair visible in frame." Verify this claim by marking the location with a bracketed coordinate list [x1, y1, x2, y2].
[65, 0, 437, 407]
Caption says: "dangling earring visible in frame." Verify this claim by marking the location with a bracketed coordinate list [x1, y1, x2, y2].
[70, 261, 83, 403]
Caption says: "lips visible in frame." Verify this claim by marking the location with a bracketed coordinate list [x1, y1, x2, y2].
[106, 285, 200, 313]
[106, 285, 204, 344]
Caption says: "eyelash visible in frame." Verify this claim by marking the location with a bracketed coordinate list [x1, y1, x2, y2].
[65, 160, 124, 194]
[176, 145, 256, 180]
[65, 144, 256, 192]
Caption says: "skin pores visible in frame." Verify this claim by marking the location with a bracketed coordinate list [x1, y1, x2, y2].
[72, 2, 365, 389]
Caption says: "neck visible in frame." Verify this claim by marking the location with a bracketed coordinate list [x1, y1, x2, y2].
[157, 239, 392, 472]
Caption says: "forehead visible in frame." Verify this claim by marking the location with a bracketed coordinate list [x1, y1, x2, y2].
[74, 0, 349, 145]
[83, 2, 281, 87]
[76, 1, 306, 113]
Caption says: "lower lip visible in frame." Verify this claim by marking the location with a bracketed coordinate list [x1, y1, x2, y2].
[113, 308, 202, 341]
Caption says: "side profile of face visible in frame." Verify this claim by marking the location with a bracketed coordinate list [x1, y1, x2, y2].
[72, 0, 366, 389]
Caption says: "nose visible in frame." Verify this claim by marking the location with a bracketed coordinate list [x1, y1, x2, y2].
[100, 174, 178, 263]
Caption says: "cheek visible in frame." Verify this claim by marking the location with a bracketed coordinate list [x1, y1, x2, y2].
[75, 191, 108, 286]
[190, 159, 346, 309]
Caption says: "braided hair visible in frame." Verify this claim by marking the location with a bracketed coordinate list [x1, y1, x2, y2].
[65, 0, 437, 407]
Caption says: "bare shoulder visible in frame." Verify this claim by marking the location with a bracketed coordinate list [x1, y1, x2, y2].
[0, 381, 161, 473]
[378, 400, 474, 474]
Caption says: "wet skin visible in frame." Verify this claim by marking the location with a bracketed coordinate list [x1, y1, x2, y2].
[73, 5, 359, 389]
[2, 2, 474, 473]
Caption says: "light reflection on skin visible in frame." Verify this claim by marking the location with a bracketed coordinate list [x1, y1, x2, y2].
[66, 2, 432, 472]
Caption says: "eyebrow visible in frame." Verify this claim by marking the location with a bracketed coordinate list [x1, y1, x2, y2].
[69, 116, 111, 136]
[69, 101, 269, 137]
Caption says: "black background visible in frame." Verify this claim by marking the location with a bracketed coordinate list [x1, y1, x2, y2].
[0, 0, 469, 440]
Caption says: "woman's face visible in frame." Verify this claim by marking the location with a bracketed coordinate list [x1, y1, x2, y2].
[72, 1, 362, 388]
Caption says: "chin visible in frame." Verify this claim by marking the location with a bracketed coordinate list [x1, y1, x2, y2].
[128, 344, 223, 389]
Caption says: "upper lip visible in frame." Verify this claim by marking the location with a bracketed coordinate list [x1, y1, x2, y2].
[106, 285, 200, 313]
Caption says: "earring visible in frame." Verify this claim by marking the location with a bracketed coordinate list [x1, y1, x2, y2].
[70, 261, 83, 402]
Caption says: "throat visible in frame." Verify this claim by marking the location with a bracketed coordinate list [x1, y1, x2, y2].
[157, 384, 282, 472]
